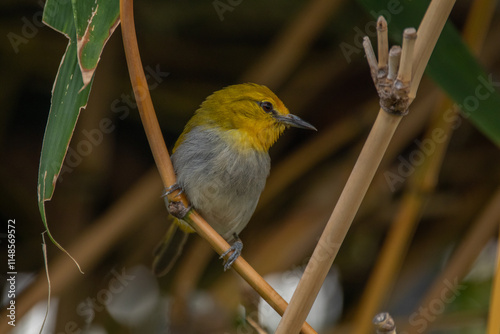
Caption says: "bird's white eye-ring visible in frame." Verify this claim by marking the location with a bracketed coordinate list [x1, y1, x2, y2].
[259, 101, 274, 113]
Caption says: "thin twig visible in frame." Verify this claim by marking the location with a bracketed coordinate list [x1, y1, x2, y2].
[387, 46, 401, 81]
[363, 37, 378, 86]
[396, 28, 417, 87]
[120, 0, 315, 332]
[39, 232, 50, 334]
[377, 17, 389, 74]
[247, 315, 269, 334]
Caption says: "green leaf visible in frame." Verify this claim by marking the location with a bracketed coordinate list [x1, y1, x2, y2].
[72, 0, 120, 87]
[42, 0, 75, 35]
[37, 0, 120, 271]
[357, 0, 500, 145]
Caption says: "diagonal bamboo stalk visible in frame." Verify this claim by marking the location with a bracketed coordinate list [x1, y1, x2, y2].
[120, 0, 316, 332]
[275, 0, 456, 332]
[409, 0, 456, 102]
[351, 98, 456, 334]
[275, 28, 415, 332]
[275, 108, 403, 334]
[352, 0, 495, 332]
[170, 1, 347, 315]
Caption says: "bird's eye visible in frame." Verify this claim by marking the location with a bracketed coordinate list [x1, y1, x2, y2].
[259, 101, 274, 113]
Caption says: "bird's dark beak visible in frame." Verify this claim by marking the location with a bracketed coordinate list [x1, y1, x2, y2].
[274, 114, 317, 131]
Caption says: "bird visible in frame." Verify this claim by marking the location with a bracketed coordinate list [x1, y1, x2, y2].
[153, 83, 316, 276]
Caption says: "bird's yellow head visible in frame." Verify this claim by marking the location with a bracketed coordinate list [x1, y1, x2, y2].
[181, 83, 316, 152]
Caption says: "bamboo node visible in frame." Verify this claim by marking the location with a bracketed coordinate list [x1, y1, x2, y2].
[363, 16, 416, 116]
[373, 312, 397, 334]
[166, 199, 192, 220]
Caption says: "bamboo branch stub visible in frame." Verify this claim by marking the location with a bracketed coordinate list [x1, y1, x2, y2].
[373, 312, 397, 334]
[377, 16, 389, 74]
[387, 46, 401, 81]
[396, 28, 417, 89]
[363, 37, 378, 86]
[366, 19, 416, 116]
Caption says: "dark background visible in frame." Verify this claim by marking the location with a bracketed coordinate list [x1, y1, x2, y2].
[1, 0, 499, 333]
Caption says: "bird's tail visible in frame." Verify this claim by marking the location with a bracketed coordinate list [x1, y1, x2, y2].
[152, 221, 189, 276]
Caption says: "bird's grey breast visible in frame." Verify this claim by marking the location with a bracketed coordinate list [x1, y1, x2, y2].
[171, 126, 270, 239]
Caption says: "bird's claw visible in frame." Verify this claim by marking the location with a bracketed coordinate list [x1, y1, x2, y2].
[162, 183, 184, 198]
[162, 184, 191, 219]
[220, 239, 243, 271]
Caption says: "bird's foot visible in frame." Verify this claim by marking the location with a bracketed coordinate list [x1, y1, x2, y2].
[162, 183, 184, 198]
[163, 184, 191, 219]
[220, 236, 243, 271]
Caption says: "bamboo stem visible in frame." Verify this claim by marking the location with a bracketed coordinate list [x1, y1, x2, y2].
[364, 37, 378, 86]
[275, 108, 403, 334]
[351, 190, 424, 334]
[410, 0, 456, 101]
[120, 0, 316, 332]
[387, 46, 401, 81]
[377, 17, 389, 74]
[397, 28, 417, 86]
[276, 0, 453, 331]
[182, 212, 316, 334]
[353, 0, 495, 332]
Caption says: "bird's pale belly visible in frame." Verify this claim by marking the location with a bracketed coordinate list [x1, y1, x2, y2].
[172, 126, 271, 241]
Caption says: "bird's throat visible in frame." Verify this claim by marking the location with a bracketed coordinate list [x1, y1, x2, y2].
[223, 125, 284, 152]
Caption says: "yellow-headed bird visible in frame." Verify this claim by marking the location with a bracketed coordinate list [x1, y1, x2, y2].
[153, 83, 316, 276]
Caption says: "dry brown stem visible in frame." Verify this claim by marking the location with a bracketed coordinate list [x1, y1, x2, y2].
[352, 0, 495, 332]
[120, 0, 316, 332]
[275, 108, 404, 334]
[275, 0, 452, 331]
